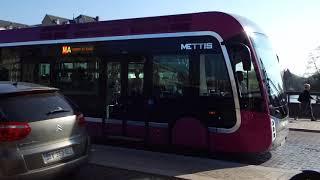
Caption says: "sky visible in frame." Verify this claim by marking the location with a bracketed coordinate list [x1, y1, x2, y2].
[1, 0, 320, 76]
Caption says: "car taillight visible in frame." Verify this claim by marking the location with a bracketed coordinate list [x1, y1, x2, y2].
[76, 113, 86, 126]
[0, 122, 31, 142]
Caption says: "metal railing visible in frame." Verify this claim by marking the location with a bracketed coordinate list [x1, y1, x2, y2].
[286, 91, 320, 119]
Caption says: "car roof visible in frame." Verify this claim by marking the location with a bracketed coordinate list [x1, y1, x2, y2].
[0, 81, 58, 95]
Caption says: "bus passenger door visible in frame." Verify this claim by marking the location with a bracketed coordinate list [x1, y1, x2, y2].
[105, 62, 123, 137]
[105, 58, 147, 143]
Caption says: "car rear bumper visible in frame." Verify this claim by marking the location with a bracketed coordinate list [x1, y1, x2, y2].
[0, 154, 89, 180]
[0, 135, 91, 180]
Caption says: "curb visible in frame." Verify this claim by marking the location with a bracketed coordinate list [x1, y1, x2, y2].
[289, 128, 320, 133]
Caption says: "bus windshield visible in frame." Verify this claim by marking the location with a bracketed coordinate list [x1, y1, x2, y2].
[250, 33, 286, 108]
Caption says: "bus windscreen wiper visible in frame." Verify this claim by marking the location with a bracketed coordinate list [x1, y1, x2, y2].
[46, 107, 70, 115]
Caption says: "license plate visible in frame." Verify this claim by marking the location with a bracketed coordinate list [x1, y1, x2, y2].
[42, 147, 74, 164]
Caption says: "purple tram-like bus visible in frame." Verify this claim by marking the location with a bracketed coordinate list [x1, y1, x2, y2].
[0, 12, 288, 153]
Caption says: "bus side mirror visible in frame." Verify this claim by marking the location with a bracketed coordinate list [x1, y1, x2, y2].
[229, 43, 252, 71]
[238, 43, 252, 71]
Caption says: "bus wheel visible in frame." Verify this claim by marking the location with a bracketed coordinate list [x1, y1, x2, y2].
[171, 117, 208, 150]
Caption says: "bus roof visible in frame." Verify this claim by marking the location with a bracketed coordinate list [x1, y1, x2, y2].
[232, 14, 265, 35]
[0, 12, 261, 47]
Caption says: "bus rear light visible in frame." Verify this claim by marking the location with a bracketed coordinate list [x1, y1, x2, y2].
[0, 122, 31, 142]
[76, 113, 86, 126]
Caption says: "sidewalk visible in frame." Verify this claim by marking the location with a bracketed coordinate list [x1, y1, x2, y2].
[89, 145, 299, 180]
[288, 118, 320, 133]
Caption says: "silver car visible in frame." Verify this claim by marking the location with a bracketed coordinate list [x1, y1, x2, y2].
[0, 82, 90, 179]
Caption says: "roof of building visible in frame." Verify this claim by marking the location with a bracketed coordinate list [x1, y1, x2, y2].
[43, 14, 98, 25]
[43, 14, 70, 24]
[0, 20, 29, 29]
[75, 14, 98, 23]
[45, 14, 70, 22]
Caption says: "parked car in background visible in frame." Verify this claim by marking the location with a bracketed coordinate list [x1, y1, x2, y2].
[0, 81, 90, 179]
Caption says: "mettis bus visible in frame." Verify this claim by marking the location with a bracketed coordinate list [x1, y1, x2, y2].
[0, 12, 288, 153]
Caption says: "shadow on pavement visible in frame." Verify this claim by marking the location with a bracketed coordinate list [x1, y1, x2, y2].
[209, 152, 272, 165]
[56, 163, 180, 180]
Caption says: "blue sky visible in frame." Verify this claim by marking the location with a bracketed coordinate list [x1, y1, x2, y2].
[1, 0, 320, 75]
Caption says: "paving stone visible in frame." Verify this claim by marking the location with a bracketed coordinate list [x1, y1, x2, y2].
[260, 131, 320, 172]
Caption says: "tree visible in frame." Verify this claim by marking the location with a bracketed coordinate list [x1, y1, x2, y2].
[304, 46, 320, 78]
[302, 46, 320, 91]
[282, 69, 307, 92]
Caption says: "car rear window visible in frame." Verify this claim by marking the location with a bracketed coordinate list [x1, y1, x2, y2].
[0, 92, 75, 122]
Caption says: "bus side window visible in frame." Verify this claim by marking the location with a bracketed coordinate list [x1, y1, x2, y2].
[235, 62, 248, 97]
[128, 63, 144, 96]
[152, 55, 190, 98]
[199, 54, 232, 97]
[228, 43, 261, 98]
[234, 59, 261, 98]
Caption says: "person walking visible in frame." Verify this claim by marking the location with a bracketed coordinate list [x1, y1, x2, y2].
[296, 83, 316, 121]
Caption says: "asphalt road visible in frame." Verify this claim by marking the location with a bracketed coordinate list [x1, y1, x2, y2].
[57, 130, 320, 180]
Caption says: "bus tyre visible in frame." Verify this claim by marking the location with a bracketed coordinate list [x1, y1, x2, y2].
[171, 117, 208, 150]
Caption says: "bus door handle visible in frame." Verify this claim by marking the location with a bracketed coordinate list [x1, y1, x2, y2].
[106, 104, 115, 120]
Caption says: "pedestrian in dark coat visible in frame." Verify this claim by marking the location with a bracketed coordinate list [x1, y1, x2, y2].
[296, 83, 316, 121]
